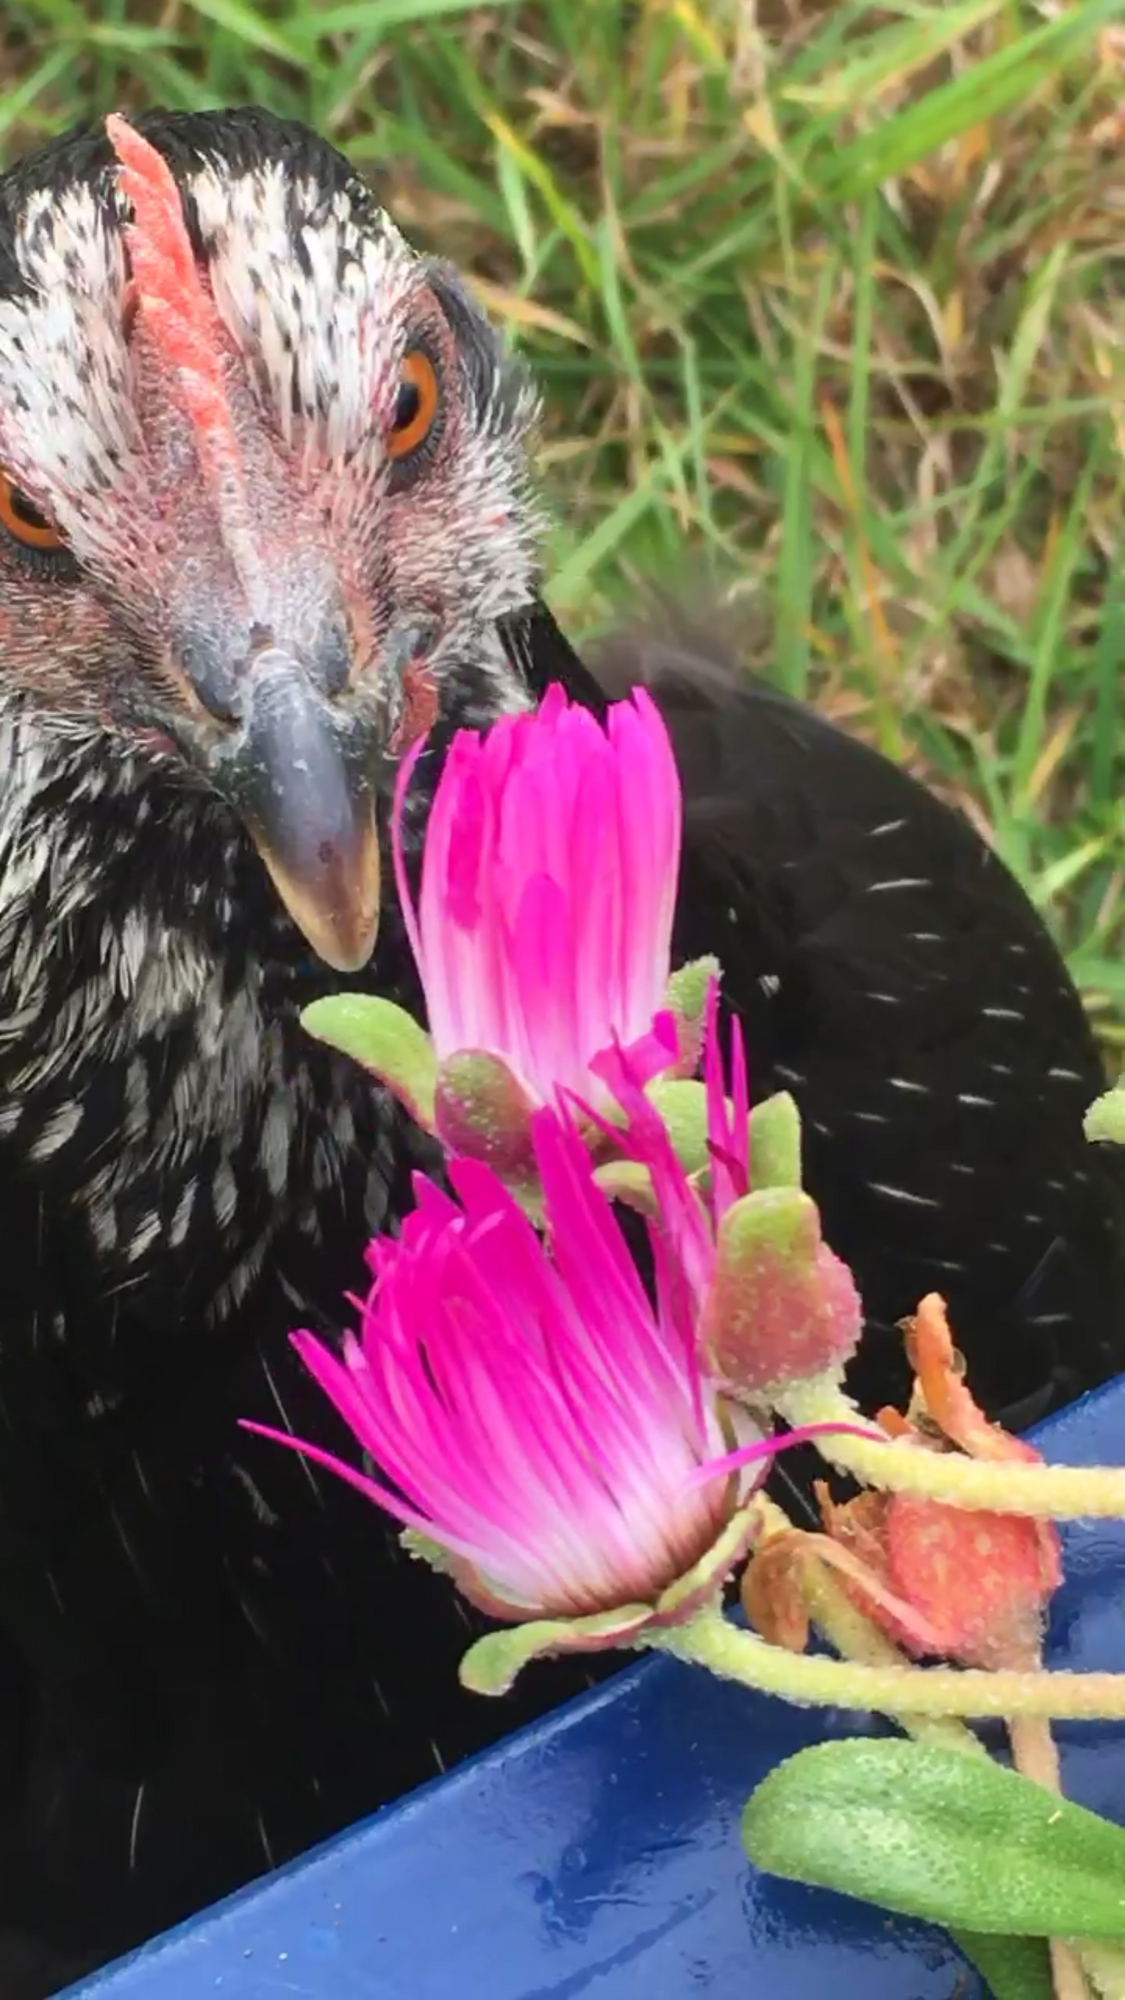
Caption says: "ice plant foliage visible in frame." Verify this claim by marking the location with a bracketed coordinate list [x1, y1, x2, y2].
[601, 982, 863, 1406]
[699, 991, 862, 1396]
[394, 682, 684, 1109]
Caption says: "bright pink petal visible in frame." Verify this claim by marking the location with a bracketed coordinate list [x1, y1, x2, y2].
[396, 685, 682, 1113]
[703, 978, 749, 1221]
[243, 1112, 739, 1619]
[588, 1034, 715, 1312]
[686, 1420, 884, 1489]
[391, 732, 430, 981]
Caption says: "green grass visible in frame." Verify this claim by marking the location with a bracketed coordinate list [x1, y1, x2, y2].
[3, 0, 1125, 1036]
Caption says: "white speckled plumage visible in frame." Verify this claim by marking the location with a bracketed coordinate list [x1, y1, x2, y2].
[0, 108, 1118, 2000]
[0, 113, 538, 1337]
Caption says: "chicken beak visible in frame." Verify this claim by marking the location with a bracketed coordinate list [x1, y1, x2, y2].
[205, 649, 382, 973]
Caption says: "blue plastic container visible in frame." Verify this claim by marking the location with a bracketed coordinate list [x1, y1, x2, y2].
[65, 1377, 1125, 1998]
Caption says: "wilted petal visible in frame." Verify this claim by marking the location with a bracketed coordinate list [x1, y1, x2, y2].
[816, 1320, 1063, 1671]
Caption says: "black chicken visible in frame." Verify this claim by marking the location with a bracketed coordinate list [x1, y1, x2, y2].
[0, 106, 1115, 1997]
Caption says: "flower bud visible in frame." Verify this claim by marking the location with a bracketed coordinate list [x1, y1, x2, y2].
[704, 1186, 862, 1394]
[434, 1051, 538, 1180]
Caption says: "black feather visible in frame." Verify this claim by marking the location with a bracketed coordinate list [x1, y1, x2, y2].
[0, 115, 1118, 2000]
[509, 602, 1125, 1422]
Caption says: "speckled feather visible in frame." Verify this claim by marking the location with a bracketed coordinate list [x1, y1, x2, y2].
[0, 109, 1119, 2000]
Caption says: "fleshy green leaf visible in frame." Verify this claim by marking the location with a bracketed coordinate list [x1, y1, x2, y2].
[460, 1605, 653, 1695]
[954, 1931, 1053, 2000]
[593, 1159, 659, 1216]
[645, 1077, 804, 1192]
[706, 1186, 859, 1390]
[748, 1091, 803, 1189]
[301, 994, 437, 1128]
[665, 953, 721, 1026]
[401, 1528, 457, 1576]
[652, 1513, 758, 1623]
[1085, 1087, 1125, 1148]
[664, 954, 722, 1070]
[718, 1185, 817, 1265]
[645, 1077, 710, 1174]
[741, 1739, 1125, 1938]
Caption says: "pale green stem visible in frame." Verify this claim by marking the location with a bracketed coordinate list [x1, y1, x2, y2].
[1058, 1940, 1097, 1997]
[1007, 1717, 1092, 2000]
[791, 1565, 1045, 1989]
[752, 1495, 983, 1755]
[779, 1378, 1125, 1521]
[1074, 1944, 1125, 2000]
[750, 1501, 1065, 1992]
[651, 1602, 1125, 1720]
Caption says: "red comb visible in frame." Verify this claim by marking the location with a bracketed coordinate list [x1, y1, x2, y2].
[106, 114, 240, 489]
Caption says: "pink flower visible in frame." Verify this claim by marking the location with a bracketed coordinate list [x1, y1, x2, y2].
[392, 683, 682, 1110]
[242, 1112, 838, 1629]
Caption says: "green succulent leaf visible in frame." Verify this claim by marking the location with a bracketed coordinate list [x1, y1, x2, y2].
[664, 954, 721, 1030]
[593, 1159, 659, 1215]
[645, 1077, 710, 1174]
[400, 1529, 457, 1577]
[301, 994, 437, 1128]
[741, 1739, 1125, 1939]
[1085, 1086, 1125, 1149]
[460, 1605, 653, 1696]
[718, 1185, 817, 1268]
[954, 1931, 1053, 2000]
[748, 1091, 803, 1189]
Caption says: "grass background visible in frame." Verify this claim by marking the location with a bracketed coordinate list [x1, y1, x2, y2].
[2, 0, 1125, 1040]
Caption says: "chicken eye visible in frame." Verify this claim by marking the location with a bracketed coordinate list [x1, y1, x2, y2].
[387, 352, 440, 462]
[0, 473, 65, 552]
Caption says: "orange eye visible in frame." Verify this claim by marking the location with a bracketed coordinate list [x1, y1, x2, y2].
[0, 473, 65, 552]
[387, 351, 440, 462]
